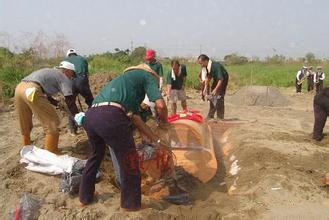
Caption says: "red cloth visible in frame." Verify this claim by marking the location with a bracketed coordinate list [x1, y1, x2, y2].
[168, 110, 203, 123]
[145, 49, 156, 60]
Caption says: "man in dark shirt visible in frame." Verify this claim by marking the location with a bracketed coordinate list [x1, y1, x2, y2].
[166, 60, 188, 115]
[313, 87, 329, 141]
[79, 65, 168, 211]
[198, 54, 229, 119]
[64, 48, 94, 134]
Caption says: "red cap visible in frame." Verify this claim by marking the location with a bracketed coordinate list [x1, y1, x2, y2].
[145, 49, 156, 60]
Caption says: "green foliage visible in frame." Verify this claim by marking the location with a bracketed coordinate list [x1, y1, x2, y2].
[1, 45, 329, 101]
[224, 53, 249, 65]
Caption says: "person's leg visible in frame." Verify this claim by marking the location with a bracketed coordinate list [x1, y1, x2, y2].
[99, 111, 141, 210]
[319, 80, 323, 92]
[207, 101, 216, 119]
[181, 100, 187, 111]
[217, 96, 225, 119]
[28, 90, 61, 154]
[178, 89, 187, 111]
[108, 146, 121, 186]
[77, 74, 94, 108]
[79, 134, 106, 204]
[14, 82, 33, 146]
[171, 102, 177, 115]
[296, 80, 301, 93]
[313, 103, 327, 141]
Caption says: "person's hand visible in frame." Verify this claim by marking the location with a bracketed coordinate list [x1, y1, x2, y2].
[202, 89, 208, 96]
[211, 89, 218, 96]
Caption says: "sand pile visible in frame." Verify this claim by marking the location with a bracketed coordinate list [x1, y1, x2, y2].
[229, 86, 290, 107]
[89, 73, 114, 95]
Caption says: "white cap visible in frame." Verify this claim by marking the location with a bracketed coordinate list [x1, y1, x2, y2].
[59, 61, 75, 72]
[66, 48, 77, 56]
[302, 66, 307, 69]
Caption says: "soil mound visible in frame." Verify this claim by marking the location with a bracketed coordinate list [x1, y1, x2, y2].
[89, 72, 115, 95]
[229, 86, 290, 107]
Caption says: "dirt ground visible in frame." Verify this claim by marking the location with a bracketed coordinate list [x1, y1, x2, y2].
[1, 76, 329, 219]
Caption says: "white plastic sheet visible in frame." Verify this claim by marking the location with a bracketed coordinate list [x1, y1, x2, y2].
[20, 145, 79, 175]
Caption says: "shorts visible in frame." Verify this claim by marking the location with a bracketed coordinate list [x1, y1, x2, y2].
[169, 89, 186, 103]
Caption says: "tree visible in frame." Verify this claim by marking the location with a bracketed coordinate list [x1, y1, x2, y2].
[223, 53, 249, 65]
[305, 52, 315, 64]
[130, 47, 146, 64]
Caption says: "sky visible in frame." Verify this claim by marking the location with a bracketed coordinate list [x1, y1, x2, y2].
[1, 0, 329, 59]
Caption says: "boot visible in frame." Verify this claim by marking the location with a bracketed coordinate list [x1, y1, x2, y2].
[44, 134, 62, 155]
[22, 135, 31, 146]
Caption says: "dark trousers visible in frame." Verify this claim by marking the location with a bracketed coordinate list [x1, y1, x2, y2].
[313, 102, 327, 141]
[79, 106, 141, 209]
[296, 79, 302, 93]
[315, 81, 324, 94]
[68, 74, 94, 133]
[208, 96, 225, 119]
[307, 77, 314, 91]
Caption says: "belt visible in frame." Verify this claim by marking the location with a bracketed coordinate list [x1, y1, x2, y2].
[91, 102, 126, 112]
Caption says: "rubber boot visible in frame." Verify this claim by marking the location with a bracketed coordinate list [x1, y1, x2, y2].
[22, 135, 31, 146]
[44, 134, 62, 155]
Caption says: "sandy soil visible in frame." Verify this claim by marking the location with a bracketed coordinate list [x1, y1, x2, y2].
[1, 77, 329, 219]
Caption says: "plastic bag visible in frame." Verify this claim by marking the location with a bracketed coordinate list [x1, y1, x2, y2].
[11, 193, 42, 220]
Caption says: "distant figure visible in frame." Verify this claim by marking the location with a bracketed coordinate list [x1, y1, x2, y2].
[15, 61, 78, 154]
[144, 49, 164, 89]
[198, 54, 229, 119]
[312, 87, 329, 141]
[295, 66, 308, 93]
[307, 66, 314, 92]
[64, 48, 94, 134]
[314, 66, 325, 94]
[166, 60, 188, 115]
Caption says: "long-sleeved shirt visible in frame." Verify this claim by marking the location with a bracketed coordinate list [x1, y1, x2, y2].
[314, 72, 325, 83]
[296, 70, 306, 80]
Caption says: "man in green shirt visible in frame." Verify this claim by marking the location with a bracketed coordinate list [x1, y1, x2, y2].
[64, 48, 94, 134]
[166, 60, 188, 115]
[144, 49, 164, 89]
[198, 54, 229, 119]
[79, 65, 168, 211]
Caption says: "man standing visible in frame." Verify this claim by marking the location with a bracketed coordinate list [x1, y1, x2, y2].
[314, 66, 325, 94]
[64, 48, 94, 134]
[198, 54, 229, 119]
[166, 60, 188, 115]
[307, 66, 315, 92]
[15, 61, 79, 154]
[79, 64, 168, 211]
[295, 66, 307, 93]
[144, 49, 164, 89]
[312, 87, 329, 141]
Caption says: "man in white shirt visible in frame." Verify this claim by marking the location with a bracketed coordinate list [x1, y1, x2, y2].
[314, 66, 325, 94]
[295, 66, 307, 93]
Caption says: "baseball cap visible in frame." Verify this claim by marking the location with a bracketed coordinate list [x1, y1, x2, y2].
[145, 49, 156, 60]
[59, 61, 75, 72]
[66, 48, 77, 56]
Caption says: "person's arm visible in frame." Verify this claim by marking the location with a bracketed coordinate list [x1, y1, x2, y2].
[64, 95, 79, 116]
[211, 79, 223, 96]
[131, 114, 159, 142]
[167, 84, 172, 100]
[321, 72, 325, 80]
[155, 98, 168, 124]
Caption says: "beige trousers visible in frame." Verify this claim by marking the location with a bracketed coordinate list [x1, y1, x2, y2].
[15, 82, 60, 136]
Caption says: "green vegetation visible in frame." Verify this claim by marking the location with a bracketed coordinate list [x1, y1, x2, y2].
[1, 45, 329, 101]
